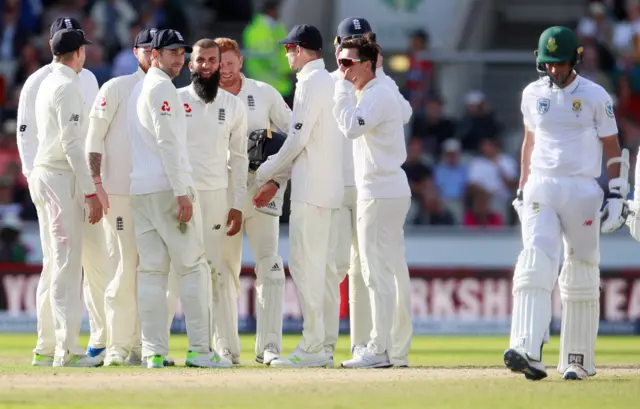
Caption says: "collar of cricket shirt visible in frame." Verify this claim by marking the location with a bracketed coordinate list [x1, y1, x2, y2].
[186, 83, 204, 104]
[51, 62, 79, 81]
[148, 67, 170, 81]
[135, 66, 146, 80]
[375, 66, 385, 78]
[356, 76, 380, 98]
[551, 72, 581, 94]
[297, 58, 325, 80]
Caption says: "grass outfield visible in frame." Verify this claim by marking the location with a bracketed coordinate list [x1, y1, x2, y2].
[0, 334, 639, 408]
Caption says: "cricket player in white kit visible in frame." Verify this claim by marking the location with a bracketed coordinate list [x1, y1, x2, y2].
[29, 28, 106, 366]
[129, 29, 231, 369]
[333, 34, 411, 368]
[19, 18, 107, 367]
[215, 37, 292, 365]
[253, 24, 343, 368]
[86, 28, 157, 366]
[327, 17, 414, 366]
[177, 39, 248, 363]
[504, 26, 628, 381]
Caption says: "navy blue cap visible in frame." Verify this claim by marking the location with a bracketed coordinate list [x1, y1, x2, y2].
[151, 29, 192, 53]
[335, 17, 374, 45]
[278, 24, 323, 51]
[49, 17, 82, 39]
[135, 28, 157, 47]
[51, 28, 91, 55]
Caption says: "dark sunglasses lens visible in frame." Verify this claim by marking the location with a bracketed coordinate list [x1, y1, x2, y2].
[339, 59, 354, 67]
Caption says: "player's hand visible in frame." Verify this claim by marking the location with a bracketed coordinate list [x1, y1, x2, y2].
[339, 67, 357, 84]
[86, 195, 103, 224]
[600, 192, 629, 234]
[176, 195, 193, 223]
[512, 189, 524, 222]
[226, 208, 243, 237]
[253, 181, 279, 208]
[95, 183, 109, 215]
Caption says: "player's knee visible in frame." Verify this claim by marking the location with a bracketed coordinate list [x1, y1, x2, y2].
[559, 257, 600, 302]
[255, 255, 285, 284]
[513, 247, 557, 293]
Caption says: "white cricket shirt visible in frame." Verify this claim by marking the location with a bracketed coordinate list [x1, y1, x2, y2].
[129, 67, 193, 196]
[87, 68, 145, 195]
[257, 59, 344, 209]
[178, 85, 249, 210]
[17, 64, 98, 179]
[330, 67, 412, 187]
[521, 75, 618, 178]
[334, 77, 411, 200]
[33, 63, 96, 195]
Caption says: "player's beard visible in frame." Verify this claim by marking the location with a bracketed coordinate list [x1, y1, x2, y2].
[191, 69, 221, 103]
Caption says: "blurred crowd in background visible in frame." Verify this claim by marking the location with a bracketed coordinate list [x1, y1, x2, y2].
[0, 0, 637, 260]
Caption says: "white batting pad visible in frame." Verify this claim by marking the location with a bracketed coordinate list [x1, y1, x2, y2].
[255, 256, 285, 354]
[557, 258, 600, 375]
[179, 260, 213, 354]
[509, 247, 557, 361]
[626, 200, 640, 241]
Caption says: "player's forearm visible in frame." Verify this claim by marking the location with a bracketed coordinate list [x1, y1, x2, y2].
[62, 131, 97, 195]
[229, 154, 249, 210]
[88, 153, 102, 182]
[602, 136, 622, 181]
[86, 117, 109, 156]
[519, 130, 534, 189]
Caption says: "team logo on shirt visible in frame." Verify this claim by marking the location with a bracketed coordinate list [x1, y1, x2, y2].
[294, 122, 303, 130]
[184, 103, 192, 117]
[19, 125, 26, 132]
[572, 99, 582, 113]
[605, 100, 614, 118]
[537, 98, 550, 115]
[95, 96, 107, 109]
[161, 101, 171, 116]
[218, 108, 226, 122]
[247, 95, 255, 109]
[69, 113, 80, 122]
[357, 117, 365, 126]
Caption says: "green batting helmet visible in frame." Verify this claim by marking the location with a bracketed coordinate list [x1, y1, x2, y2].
[535, 26, 582, 66]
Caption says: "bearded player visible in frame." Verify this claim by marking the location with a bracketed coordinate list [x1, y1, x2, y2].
[506, 26, 628, 381]
[214, 37, 291, 365]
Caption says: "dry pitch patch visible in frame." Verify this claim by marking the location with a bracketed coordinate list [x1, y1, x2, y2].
[1, 367, 639, 391]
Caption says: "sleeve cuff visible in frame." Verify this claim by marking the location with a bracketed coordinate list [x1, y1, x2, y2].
[173, 187, 187, 197]
[335, 80, 355, 94]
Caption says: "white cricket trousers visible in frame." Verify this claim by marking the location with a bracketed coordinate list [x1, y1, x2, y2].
[103, 194, 140, 358]
[131, 189, 212, 357]
[30, 167, 86, 358]
[219, 179, 285, 357]
[357, 197, 411, 356]
[82, 210, 109, 350]
[289, 201, 336, 353]
[326, 187, 413, 363]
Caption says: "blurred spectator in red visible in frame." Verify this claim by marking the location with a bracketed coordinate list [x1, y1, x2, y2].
[0, 213, 28, 262]
[580, 44, 615, 93]
[456, 91, 502, 152]
[468, 137, 518, 222]
[463, 190, 504, 227]
[410, 95, 455, 157]
[434, 139, 467, 223]
[405, 29, 434, 110]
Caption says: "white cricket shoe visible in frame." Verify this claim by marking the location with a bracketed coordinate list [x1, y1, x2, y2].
[104, 352, 126, 367]
[270, 348, 332, 368]
[562, 364, 590, 380]
[185, 351, 233, 368]
[391, 356, 409, 368]
[257, 343, 280, 365]
[503, 348, 548, 381]
[341, 346, 392, 368]
[53, 353, 104, 367]
[31, 354, 54, 367]
[220, 348, 240, 365]
[141, 355, 175, 367]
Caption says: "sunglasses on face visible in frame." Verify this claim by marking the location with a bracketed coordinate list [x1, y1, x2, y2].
[284, 42, 308, 52]
[338, 58, 362, 68]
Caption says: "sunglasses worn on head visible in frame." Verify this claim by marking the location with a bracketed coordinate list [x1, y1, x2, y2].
[338, 58, 362, 68]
